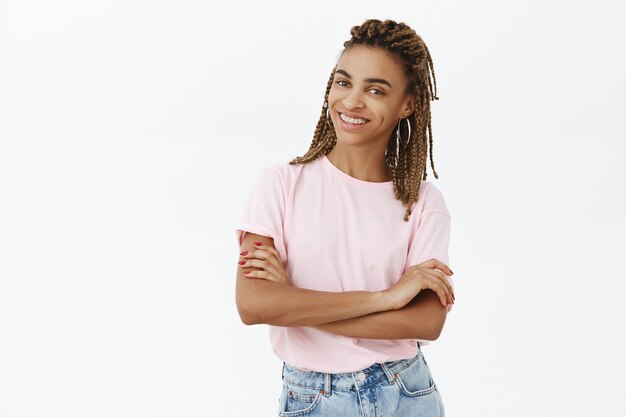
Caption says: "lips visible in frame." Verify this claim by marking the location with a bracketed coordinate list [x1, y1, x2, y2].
[338, 111, 370, 121]
[336, 111, 370, 131]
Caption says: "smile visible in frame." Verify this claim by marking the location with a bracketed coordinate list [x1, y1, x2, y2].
[337, 112, 370, 131]
[339, 112, 369, 125]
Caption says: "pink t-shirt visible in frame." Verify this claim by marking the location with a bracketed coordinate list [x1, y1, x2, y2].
[234, 154, 454, 373]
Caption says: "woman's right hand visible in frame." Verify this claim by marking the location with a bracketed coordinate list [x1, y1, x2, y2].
[382, 259, 455, 310]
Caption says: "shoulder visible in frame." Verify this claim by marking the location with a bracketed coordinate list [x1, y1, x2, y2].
[251, 159, 308, 196]
[419, 181, 451, 215]
[260, 159, 308, 186]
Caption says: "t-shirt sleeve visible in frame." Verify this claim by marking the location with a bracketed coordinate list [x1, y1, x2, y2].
[234, 166, 287, 266]
[405, 184, 454, 312]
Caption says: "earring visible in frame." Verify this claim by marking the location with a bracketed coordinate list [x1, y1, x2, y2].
[324, 102, 332, 127]
[395, 121, 400, 157]
[404, 117, 411, 146]
[395, 117, 411, 150]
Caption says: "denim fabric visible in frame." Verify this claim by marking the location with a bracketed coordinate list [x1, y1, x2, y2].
[277, 343, 445, 417]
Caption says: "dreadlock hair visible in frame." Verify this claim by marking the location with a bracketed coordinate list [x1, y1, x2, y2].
[288, 18, 440, 222]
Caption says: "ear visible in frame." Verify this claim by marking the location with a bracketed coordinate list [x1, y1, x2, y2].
[401, 95, 416, 118]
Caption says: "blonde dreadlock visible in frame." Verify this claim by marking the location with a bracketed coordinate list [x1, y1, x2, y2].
[289, 18, 440, 222]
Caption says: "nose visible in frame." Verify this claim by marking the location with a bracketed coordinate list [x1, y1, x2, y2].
[342, 87, 365, 110]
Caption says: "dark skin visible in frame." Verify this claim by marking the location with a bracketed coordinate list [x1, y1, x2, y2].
[237, 45, 455, 339]
[239, 238, 454, 340]
[309, 287, 448, 340]
[325, 44, 415, 184]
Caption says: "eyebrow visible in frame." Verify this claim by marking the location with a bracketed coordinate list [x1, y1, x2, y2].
[335, 69, 393, 89]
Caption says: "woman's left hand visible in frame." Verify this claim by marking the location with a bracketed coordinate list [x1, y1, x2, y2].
[238, 241, 289, 285]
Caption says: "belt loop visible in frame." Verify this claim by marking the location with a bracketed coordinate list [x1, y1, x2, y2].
[323, 372, 331, 396]
[380, 362, 397, 385]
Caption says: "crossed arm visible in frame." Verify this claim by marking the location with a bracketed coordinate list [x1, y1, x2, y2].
[309, 288, 447, 341]
[236, 234, 448, 341]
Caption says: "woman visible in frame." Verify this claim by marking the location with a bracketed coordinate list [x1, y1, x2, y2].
[235, 18, 456, 416]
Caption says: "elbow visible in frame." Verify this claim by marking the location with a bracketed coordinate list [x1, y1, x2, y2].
[419, 306, 447, 341]
[429, 326, 443, 341]
[429, 308, 448, 340]
[235, 279, 288, 326]
[411, 290, 448, 340]
[239, 311, 257, 326]
[237, 297, 276, 326]
[236, 297, 260, 326]
[420, 324, 442, 341]
[238, 303, 288, 327]
[239, 308, 260, 326]
[235, 277, 266, 325]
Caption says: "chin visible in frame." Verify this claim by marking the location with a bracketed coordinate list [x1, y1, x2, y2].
[335, 134, 372, 146]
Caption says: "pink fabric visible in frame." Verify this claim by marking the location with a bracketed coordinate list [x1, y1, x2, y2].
[234, 154, 453, 373]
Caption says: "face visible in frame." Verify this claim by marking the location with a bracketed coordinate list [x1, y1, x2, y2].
[327, 44, 414, 148]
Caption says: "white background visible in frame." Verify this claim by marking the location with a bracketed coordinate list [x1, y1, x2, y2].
[1, 0, 625, 416]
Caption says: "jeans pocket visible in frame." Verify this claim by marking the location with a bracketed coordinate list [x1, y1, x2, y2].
[278, 381, 323, 416]
[394, 352, 437, 397]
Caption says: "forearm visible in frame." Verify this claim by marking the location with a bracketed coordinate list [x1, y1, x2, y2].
[310, 290, 447, 340]
[237, 278, 390, 327]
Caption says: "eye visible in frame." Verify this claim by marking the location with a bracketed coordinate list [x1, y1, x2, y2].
[335, 80, 385, 96]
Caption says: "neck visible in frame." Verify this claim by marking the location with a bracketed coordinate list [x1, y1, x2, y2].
[325, 146, 392, 183]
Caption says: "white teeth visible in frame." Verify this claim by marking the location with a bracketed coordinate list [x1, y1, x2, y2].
[340, 113, 367, 125]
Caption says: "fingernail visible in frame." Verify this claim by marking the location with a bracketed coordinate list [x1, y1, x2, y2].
[238, 261, 246, 265]
[240, 251, 248, 256]
[253, 242, 262, 246]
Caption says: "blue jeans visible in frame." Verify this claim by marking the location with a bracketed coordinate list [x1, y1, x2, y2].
[277, 343, 445, 416]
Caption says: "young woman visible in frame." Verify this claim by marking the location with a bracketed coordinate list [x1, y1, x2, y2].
[235, 18, 455, 417]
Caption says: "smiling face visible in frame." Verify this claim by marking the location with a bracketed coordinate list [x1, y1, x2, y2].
[328, 44, 415, 149]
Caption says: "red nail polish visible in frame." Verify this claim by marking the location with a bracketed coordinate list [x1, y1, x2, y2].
[238, 261, 246, 265]
[254, 242, 261, 246]
[240, 251, 248, 256]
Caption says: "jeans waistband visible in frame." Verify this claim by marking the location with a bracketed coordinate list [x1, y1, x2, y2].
[281, 343, 423, 397]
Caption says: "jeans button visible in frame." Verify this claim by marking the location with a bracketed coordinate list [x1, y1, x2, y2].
[357, 372, 366, 381]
